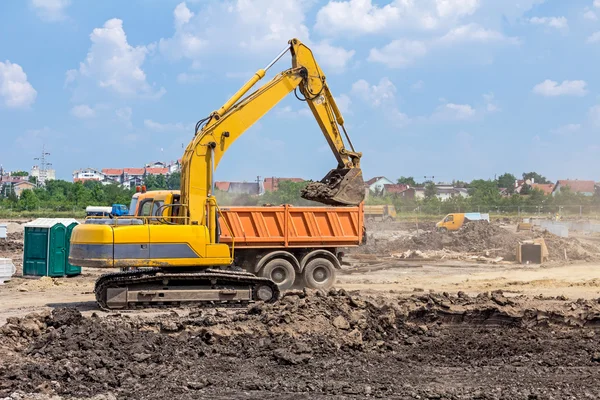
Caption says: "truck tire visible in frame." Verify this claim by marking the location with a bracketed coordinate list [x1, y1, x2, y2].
[439, 227, 448, 233]
[259, 258, 296, 291]
[303, 258, 336, 290]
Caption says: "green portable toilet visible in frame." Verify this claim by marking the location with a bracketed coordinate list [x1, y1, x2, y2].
[23, 218, 80, 277]
[65, 221, 82, 276]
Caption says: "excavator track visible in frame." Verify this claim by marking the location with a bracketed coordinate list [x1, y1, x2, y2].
[94, 268, 280, 310]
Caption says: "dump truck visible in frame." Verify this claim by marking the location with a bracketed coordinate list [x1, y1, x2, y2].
[70, 38, 365, 309]
[364, 204, 396, 222]
[117, 189, 364, 291]
[436, 212, 490, 232]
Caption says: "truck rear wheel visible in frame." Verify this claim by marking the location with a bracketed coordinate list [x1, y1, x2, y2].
[303, 258, 336, 290]
[259, 258, 296, 291]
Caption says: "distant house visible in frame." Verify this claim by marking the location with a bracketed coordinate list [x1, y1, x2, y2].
[13, 181, 36, 197]
[553, 180, 596, 196]
[74, 168, 106, 182]
[411, 184, 469, 201]
[145, 167, 170, 176]
[365, 176, 394, 194]
[145, 161, 167, 169]
[382, 184, 408, 196]
[263, 177, 304, 192]
[123, 168, 145, 189]
[215, 182, 231, 192]
[531, 183, 554, 195]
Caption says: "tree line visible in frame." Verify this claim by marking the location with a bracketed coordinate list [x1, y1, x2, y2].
[2, 170, 599, 216]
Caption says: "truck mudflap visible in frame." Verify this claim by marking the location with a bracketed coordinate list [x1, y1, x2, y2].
[94, 268, 280, 310]
[301, 167, 365, 206]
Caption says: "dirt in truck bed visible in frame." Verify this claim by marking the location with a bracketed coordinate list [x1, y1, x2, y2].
[2, 290, 600, 399]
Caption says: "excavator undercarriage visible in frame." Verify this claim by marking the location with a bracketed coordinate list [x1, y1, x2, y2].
[95, 268, 280, 310]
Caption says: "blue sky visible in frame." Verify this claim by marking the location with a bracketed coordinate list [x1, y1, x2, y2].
[1, 0, 599, 184]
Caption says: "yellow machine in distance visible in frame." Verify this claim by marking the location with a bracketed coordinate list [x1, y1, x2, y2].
[69, 38, 365, 309]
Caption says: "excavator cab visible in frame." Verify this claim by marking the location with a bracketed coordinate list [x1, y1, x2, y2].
[302, 167, 365, 206]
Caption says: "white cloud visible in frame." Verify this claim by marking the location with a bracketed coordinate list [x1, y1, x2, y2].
[159, 1, 355, 71]
[312, 42, 355, 71]
[30, 0, 70, 22]
[529, 16, 568, 30]
[584, 10, 598, 21]
[275, 106, 312, 118]
[335, 94, 351, 114]
[588, 32, 600, 43]
[70, 104, 95, 118]
[439, 23, 518, 43]
[352, 77, 396, 106]
[532, 80, 588, 97]
[367, 39, 427, 68]
[591, 105, 600, 127]
[315, 0, 401, 35]
[315, 0, 480, 35]
[551, 123, 581, 135]
[69, 19, 164, 98]
[595, 0, 600, 8]
[351, 77, 409, 124]
[433, 103, 476, 120]
[0, 61, 37, 109]
[144, 119, 192, 132]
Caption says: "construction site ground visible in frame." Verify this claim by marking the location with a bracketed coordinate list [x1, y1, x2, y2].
[2, 218, 600, 399]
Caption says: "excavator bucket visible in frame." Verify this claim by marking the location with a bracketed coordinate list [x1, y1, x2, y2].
[301, 168, 365, 206]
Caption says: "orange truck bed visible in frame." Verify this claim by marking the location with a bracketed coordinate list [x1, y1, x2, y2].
[219, 204, 364, 248]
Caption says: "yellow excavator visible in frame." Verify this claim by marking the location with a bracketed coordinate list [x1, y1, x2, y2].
[69, 38, 364, 309]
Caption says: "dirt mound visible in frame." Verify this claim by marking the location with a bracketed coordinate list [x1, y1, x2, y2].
[3, 291, 600, 399]
[0, 239, 23, 252]
[7, 232, 24, 241]
[361, 221, 599, 262]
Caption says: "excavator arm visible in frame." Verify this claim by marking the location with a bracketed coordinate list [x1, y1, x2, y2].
[180, 38, 364, 236]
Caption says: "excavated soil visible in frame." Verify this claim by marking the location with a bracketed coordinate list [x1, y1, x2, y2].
[2, 290, 600, 399]
[360, 221, 599, 262]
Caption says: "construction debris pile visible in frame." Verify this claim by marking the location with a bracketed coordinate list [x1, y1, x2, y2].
[2, 290, 600, 399]
[360, 221, 598, 262]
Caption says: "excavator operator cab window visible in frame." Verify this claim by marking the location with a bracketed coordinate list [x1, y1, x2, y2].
[139, 199, 154, 218]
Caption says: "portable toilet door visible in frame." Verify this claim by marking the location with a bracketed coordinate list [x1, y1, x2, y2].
[47, 222, 67, 277]
[65, 222, 82, 276]
[23, 223, 50, 276]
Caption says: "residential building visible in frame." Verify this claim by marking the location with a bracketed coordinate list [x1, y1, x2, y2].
[74, 168, 106, 182]
[365, 176, 394, 194]
[123, 168, 145, 189]
[30, 165, 55, 182]
[553, 180, 596, 196]
[101, 168, 122, 182]
[263, 177, 304, 191]
[145, 161, 167, 169]
[13, 181, 36, 197]
[382, 184, 408, 196]
[228, 182, 261, 195]
[215, 182, 231, 192]
[531, 183, 554, 195]
[145, 167, 170, 176]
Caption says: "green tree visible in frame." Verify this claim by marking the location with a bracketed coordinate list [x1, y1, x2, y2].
[497, 173, 516, 194]
[522, 172, 550, 184]
[28, 176, 38, 185]
[19, 189, 39, 211]
[167, 172, 181, 190]
[397, 176, 417, 187]
[424, 182, 437, 199]
[11, 171, 28, 177]
[468, 179, 501, 206]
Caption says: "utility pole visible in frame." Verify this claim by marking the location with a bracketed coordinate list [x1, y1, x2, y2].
[33, 145, 51, 187]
